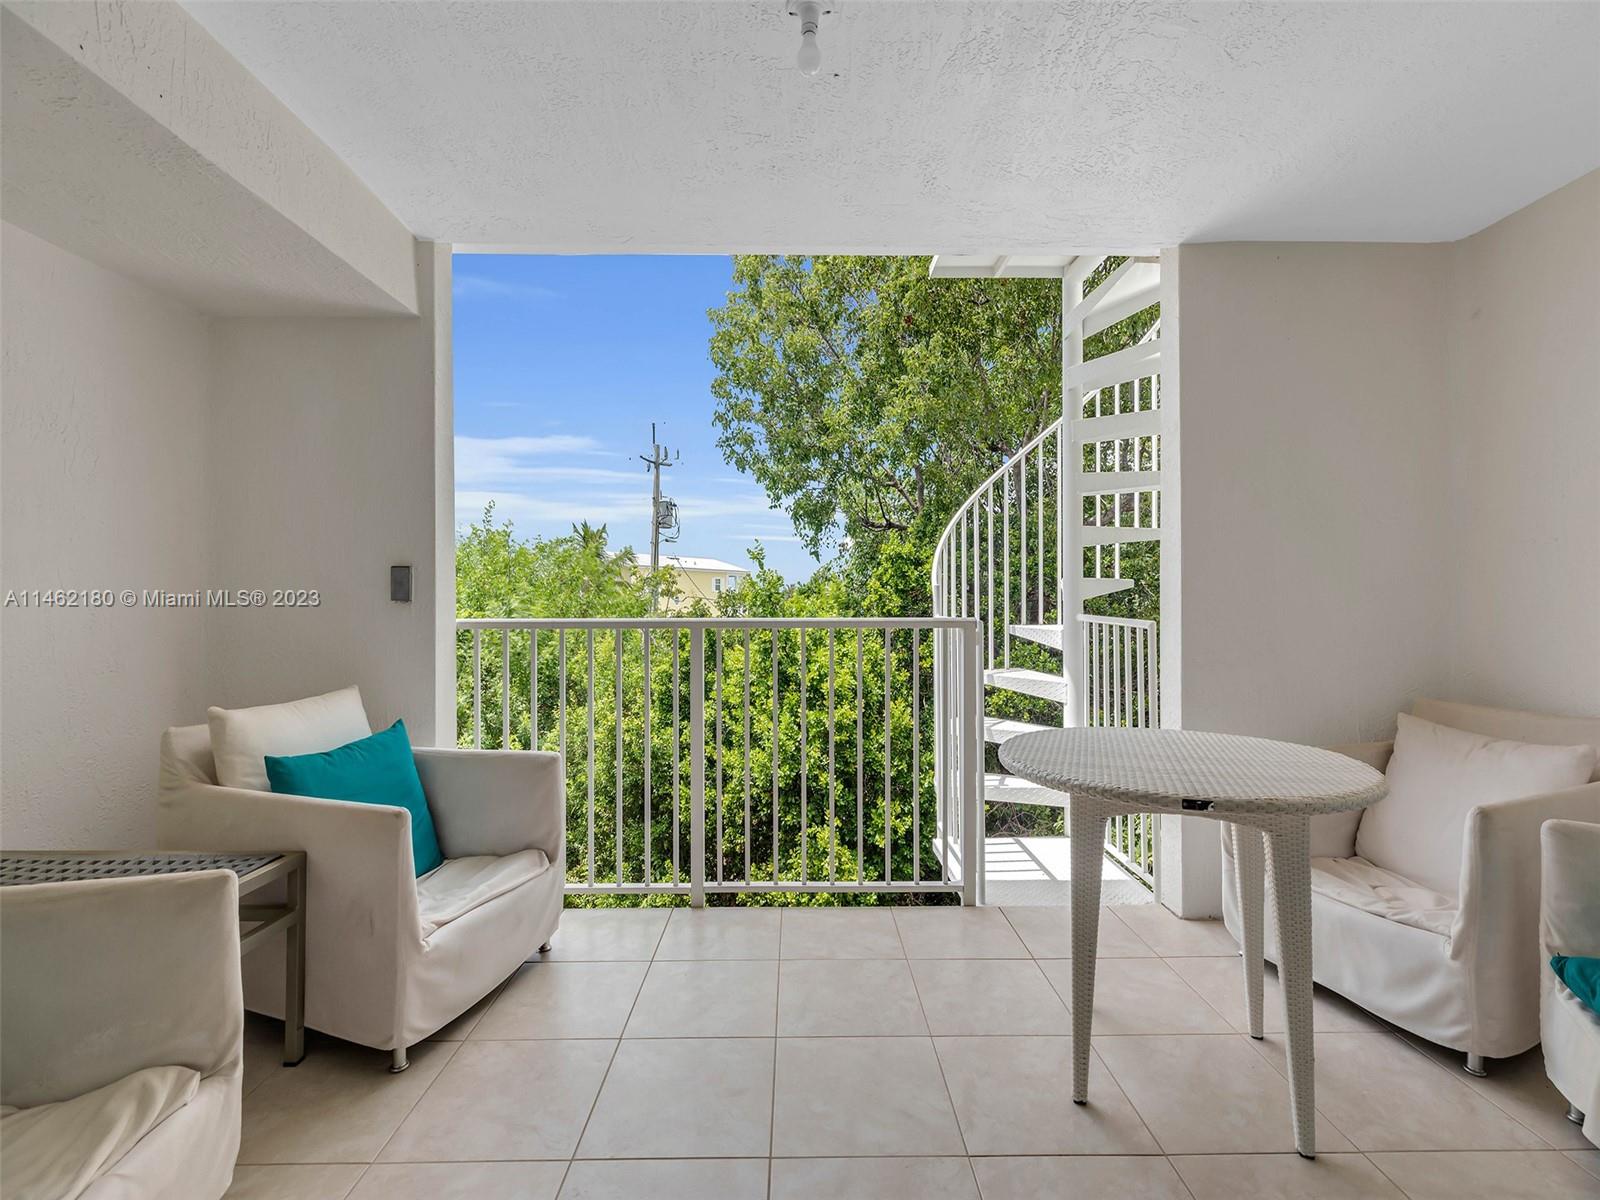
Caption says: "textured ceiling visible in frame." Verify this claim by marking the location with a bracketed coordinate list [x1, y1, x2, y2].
[183, 1, 1600, 251]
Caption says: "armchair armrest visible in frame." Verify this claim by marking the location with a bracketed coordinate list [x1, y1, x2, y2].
[1542, 818, 1600, 960]
[413, 748, 565, 867]
[158, 781, 420, 1039]
[158, 781, 416, 915]
[1451, 780, 1600, 1052]
[0, 871, 243, 1109]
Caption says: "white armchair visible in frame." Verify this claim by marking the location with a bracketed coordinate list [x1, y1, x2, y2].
[158, 725, 566, 1069]
[1223, 698, 1600, 1073]
[1541, 818, 1600, 1144]
[1, 870, 244, 1199]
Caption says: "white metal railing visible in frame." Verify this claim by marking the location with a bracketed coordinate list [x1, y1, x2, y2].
[456, 617, 985, 904]
[931, 415, 1068, 669]
[1081, 612, 1159, 882]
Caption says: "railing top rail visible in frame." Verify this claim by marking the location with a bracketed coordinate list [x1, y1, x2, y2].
[456, 616, 981, 632]
[1075, 613, 1158, 630]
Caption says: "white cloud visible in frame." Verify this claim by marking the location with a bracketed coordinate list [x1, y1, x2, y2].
[452, 273, 560, 302]
[455, 435, 627, 487]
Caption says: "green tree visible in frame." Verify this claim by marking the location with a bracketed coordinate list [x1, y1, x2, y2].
[708, 256, 1062, 607]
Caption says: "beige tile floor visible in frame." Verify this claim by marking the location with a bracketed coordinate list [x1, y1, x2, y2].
[228, 904, 1598, 1200]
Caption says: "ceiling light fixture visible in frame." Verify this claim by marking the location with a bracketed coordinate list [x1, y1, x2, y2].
[787, 1, 832, 77]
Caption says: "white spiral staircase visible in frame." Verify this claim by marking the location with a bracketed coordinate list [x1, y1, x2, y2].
[930, 254, 1164, 898]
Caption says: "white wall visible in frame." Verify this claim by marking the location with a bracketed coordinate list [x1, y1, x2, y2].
[1171, 241, 1453, 746]
[1162, 173, 1599, 913]
[1443, 171, 1600, 717]
[0, 5, 449, 850]
[206, 246, 451, 744]
[1162, 241, 1453, 913]
[1, 222, 213, 847]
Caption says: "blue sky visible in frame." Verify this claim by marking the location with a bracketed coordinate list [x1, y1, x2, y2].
[452, 254, 821, 581]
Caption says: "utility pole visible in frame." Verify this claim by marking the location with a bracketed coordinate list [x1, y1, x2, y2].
[640, 423, 678, 612]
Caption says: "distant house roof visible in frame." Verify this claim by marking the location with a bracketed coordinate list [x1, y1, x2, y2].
[629, 553, 749, 575]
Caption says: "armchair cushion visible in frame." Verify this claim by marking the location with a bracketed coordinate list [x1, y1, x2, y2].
[417, 850, 552, 936]
[0, 1065, 199, 1200]
[208, 684, 371, 791]
[1311, 856, 1456, 938]
[1355, 712, 1595, 896]
[1550, 955, 1600, 1018]
[267, 719, 443, 875]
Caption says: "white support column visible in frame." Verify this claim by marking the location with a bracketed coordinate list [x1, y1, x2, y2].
[1061, 263, 1086, 729]
[1153, 246, 1220, 917]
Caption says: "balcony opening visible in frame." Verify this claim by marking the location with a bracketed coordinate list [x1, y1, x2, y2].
[452, 253, 1165, 907]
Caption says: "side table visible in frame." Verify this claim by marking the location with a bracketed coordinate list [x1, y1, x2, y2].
[1, 850, 308, 1065]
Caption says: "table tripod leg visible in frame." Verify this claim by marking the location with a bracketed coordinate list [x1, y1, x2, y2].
[1231, 823, 1266, 1039]
[1266, 818, 1316, 1157]
[1068, 799, 1107, 1105]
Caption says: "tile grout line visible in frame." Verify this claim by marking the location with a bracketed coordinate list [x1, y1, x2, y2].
[548, 910, 664, 1196]
[364, 1031, 465, 1167]
[1363, 1148, 1425, 1199]
[903, 950, 975, 1165]
[768, 951, 780, 1200]
[1386, 1025, 1567, 1152]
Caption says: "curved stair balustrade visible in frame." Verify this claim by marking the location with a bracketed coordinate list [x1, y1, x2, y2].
[931, 256, 1165, 889]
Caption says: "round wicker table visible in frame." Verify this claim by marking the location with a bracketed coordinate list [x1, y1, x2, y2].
[999, 727, 1387, 1159]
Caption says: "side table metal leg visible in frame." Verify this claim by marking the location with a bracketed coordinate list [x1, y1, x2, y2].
[1265, 817, 1317, 1158]
[1231, 823, 1266, 1039]
[1067, 799, 1108, 1105]
[284, 861, 306, 1066]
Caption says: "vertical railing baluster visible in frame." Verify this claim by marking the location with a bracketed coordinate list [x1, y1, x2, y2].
[1036, 439, 1044, 613]
[1021, 452, 1029, 624]
[715, 630, 724, 885]
[827, 629, 837, 884]
[971, 507, 980, 629]
[883, 625, 892, 884]
[615, 629, 624, 885]
[471, 628, 482, 748]
[986, 487, 995, 669]
[912, 627, 921, 886]
[672, 632, 681, 887]
[1003, 467, 1012, 665]
[743, 629, 752, 888]
[530, 630, 539, 749]
[799, 629, 808, 885]
[855, 629, 865, 885]
[689, 626, 705, 907]
[501, 629, 511, 748]
[587, 630, 596, 887]
[643, 629, 652, 886]
[772, 628, 780, 885]
[962, 624, 983, 906]
[558, 629, 567, 867]
[1055, 421, 1065, 625]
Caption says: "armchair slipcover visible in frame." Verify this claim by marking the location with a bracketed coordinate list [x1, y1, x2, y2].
[0, 870, 244, 1199]
[1541, 818, 1600, 1144]
[1222, 698, 1600, 1064]
[158, 725, 565, 1060]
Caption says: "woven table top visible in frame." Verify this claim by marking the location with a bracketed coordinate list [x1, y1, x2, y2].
[0, 852, 283, 887]
[999, 728, 1388, 815]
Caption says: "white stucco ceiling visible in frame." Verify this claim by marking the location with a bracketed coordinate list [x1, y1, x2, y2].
[183, 1, 1600, 251]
